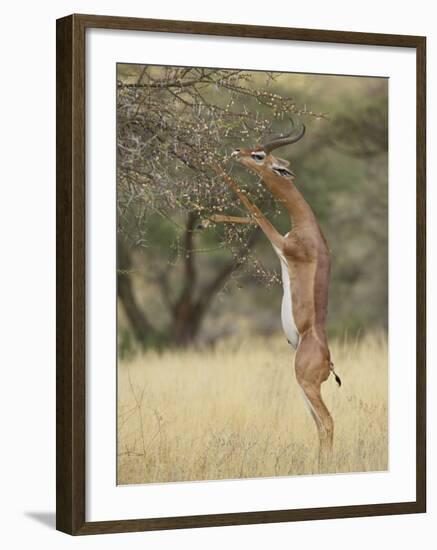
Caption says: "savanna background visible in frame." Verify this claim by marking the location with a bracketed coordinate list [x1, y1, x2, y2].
[116, 64, 388, 484]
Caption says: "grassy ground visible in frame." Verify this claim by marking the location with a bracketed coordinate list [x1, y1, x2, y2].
[117, 332, 388, 485]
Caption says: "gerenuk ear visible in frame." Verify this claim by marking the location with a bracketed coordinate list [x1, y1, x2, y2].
[274, 157, 290, 167]
[271, 163, 296, 178]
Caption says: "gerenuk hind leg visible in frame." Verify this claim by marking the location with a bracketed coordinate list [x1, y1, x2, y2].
[294, 334, 334, 472]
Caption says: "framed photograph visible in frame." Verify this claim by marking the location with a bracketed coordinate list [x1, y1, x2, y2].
[56, 14, 426, 535]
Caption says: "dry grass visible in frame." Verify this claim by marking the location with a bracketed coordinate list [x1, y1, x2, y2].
[117, 332, 388, 484]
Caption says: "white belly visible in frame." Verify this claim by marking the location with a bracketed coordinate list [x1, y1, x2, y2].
[273, 245, 300, 349]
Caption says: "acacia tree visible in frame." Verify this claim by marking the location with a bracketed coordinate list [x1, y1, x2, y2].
[117, 65, 325, 348]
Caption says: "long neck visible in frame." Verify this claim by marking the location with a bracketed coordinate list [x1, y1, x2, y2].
[261, 172, 317, 228]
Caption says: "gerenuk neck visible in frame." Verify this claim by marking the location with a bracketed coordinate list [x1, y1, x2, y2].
[260, 171, 317, 229]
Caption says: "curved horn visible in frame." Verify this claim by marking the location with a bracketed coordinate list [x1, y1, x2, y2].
[262, 119, 306, 153]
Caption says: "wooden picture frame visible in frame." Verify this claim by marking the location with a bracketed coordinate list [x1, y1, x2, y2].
[56, 13, 426, 535]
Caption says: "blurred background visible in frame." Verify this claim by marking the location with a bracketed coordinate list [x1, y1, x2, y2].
[116, 64, 388, 355]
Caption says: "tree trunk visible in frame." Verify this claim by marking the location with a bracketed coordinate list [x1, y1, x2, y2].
[171, 301, 204, 347]
[117, 238, 158, 345]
